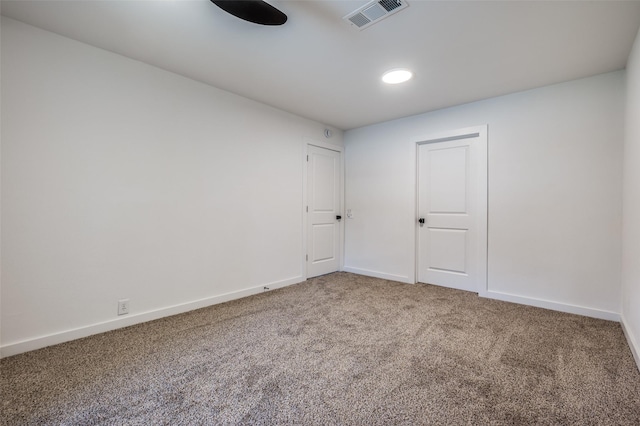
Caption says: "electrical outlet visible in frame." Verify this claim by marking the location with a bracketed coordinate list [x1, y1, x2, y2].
[118, 299, 130, 316]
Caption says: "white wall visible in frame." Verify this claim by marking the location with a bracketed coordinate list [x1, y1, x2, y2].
[344, 71, 624, 320]
[0, 17, 342, 356]
[622, 27, 640, 368]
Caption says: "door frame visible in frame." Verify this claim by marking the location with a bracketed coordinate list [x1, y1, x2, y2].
[302, 137, 344, 280]
[414, 125, 488, 295]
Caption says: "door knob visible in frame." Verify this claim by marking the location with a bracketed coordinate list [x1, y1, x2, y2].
[419, 218, 425, 226]
[336, 215, 342, 221]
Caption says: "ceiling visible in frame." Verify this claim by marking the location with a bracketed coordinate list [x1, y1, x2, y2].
[2, 0, 640, 130]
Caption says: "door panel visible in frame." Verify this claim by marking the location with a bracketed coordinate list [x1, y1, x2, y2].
[312, 154, 336, 211]
[429, 146, 468, 213]
[417, 132, 485, 292]
[428, 228, 467, 273]
[307, 145, 341, 278]
[312, 224, 335, 262]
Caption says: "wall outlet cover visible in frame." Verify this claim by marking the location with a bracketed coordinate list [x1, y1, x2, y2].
[118, 299, 130, 316]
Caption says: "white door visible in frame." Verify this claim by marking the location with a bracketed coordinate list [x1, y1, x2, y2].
[307, 145, 341, 278]
[417, 127, 487, 293]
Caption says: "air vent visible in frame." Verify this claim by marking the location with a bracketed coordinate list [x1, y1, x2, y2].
[349, 13, 371, 28]
[379, 0, 403, 12]
[343, 0, 409, 31]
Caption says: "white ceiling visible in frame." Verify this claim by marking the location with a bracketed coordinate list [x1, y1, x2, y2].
[2, 0, 640, 130]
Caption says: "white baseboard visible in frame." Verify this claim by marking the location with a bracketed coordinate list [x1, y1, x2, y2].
[483, 290, 620, 322]
[342, 266, 413, 284]
[0, 275, 304, 358]
[621, 316, 640, 372]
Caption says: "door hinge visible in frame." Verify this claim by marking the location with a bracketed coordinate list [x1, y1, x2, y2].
[306, 254, 308, 261]
[306, 155, 309, 161]
[306, 206, 308, 212]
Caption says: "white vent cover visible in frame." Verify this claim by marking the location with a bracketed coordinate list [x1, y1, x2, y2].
[343, 0, 409, 31]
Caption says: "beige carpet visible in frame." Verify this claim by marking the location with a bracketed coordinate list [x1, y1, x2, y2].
[2, 272, 640, 424]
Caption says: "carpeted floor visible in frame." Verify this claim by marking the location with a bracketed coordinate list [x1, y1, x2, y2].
[1, 272, 640, 425]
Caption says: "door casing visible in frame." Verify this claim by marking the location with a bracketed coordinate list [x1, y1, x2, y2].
[303, 138, 344, 279]
[414, 125, 488, 295]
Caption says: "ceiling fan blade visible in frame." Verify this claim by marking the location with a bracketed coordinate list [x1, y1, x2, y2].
[211, 1, 287, 26]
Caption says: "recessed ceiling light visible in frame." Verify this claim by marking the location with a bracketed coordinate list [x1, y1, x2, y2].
[382, 69, 413, 84]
